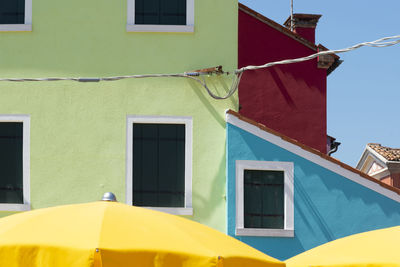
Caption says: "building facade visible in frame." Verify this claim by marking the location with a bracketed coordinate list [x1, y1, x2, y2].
[357, 143, 400, 188]
[2, 1, 400, 262]
[226, 110, 400, 260]
[238, 4, 340, 154]
[0, 0, 238, 233]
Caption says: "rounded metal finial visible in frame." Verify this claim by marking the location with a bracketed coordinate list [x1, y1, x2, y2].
[102, 192, 117, 202]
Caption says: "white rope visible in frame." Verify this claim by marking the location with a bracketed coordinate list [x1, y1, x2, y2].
[235, 35, 400, 74]
[0, 35, 399, 100]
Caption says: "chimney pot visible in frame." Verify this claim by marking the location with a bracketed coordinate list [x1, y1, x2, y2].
[284, 14, 322, 43]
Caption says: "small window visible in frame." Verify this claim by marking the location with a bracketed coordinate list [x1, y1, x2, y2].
[244, 170, 284, 229]
[0, 116, 30, 211]
[0, 123, 23, 203]
[126, 116, 192, 215]
[126, 0, 194, 32]
[0, 0, 32, 31]
[0, 0, 25, 24]
[135, 0, 186, 26]
[132, 123, 185, 207]
[236, 160, 294, 237]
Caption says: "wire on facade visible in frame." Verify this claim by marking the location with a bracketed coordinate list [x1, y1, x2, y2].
[0, 35, 399, 100]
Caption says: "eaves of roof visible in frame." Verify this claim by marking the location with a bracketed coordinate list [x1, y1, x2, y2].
[356, 147, 385, 171]
[368, 143, 400, 162]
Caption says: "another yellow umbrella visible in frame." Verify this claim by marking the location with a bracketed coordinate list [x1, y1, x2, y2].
[285, 225, 400, 267]
[0, 196, 284, 267]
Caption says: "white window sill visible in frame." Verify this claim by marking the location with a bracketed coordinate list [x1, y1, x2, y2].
[126, 24, 194, 33]
[236, 228, 294, 237]
[0, 24, 32, 32]
[143, 207, 193, 216]
[0, 203, 30, 212]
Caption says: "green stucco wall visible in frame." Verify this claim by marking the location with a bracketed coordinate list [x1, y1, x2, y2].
[0, 0, 238, 233]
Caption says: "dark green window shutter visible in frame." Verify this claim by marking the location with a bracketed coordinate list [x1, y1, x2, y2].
[135, 0, 186, 25]
[132, 123, 185, 207]
[0, 0, 25, 24]
[244, 170, 284, 229]
[0, 123, 23, 204]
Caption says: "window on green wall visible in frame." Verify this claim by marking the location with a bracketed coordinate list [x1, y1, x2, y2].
[0, 123, 23, 204]
[0, 0, 32, 31]
[135, 0, 186, 25]
[126, 116, 193, 215]
[126, 0, 194, 32]
[0, 116, 30, 211]
[0, 0, 25, 24]
[132, 123, 185, 207]
[0, 115, 31, 212]
[236, 160, 294, 237]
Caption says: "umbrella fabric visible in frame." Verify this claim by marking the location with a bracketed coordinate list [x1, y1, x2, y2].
[285, 225, 400, 267]
[0, 201, 284, 267]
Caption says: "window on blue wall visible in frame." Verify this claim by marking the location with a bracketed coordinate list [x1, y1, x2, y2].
[135, 0, 186, 25]
[236, 160, 294, 237]
[132, 123, 186, 207]
[0, 123, 23, 204]
[244, 170, 284, 229]
[0, 0, 25, 24]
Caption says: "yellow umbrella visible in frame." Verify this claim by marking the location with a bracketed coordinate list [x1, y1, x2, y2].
[285, 225, 400, 267]
[0, 197, 284, 267]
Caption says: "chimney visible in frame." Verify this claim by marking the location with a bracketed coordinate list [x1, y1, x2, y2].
[284, 14, 321, 43]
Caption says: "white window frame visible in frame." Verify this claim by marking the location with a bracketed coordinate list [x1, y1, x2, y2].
[0, 115, 30, 211]
[236, 160, 294, 237]
[126, 0, 194, 32]
[0, 0, 32, 32]
[126, 115, 193, 215]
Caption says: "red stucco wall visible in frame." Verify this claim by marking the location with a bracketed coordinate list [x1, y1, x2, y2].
[238, 10, 328, 153]
[380, 173, 400, 188]
[380, 175, 392, 186]
[391, 173, 400, 188]
[294, 27, 316, 43]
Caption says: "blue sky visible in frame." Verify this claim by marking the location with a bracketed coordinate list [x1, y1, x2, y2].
[238, 0, 400, 166]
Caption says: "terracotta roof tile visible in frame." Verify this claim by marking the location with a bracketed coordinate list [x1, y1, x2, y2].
[368, 143, 400, 161]
[226, 110, 400, 196]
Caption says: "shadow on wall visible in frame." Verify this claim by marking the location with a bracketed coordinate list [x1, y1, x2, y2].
[188, 75, 238, 129]
[315, 165, 400, 233]
[295, 173, 335, 242]
[293, 162, 400, 253]
[192, 148, 226, 231]
[269, 68, 296, 108]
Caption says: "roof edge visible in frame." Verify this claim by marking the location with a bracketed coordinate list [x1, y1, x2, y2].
[355, 147, 371, 170]
[368, 143, 400, 162]
[366, 145, 389, 164]
[238, 3, 341, 75]
[238, 3, 318, 52]
[226, 109, 400, 201]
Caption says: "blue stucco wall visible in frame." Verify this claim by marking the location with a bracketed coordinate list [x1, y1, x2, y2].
[226, 123, 400, 260]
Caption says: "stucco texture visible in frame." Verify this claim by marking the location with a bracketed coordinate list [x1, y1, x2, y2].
[0, 0, 239, 234]
[238, 10, 327, 153]
[226, 123, 400, 260]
